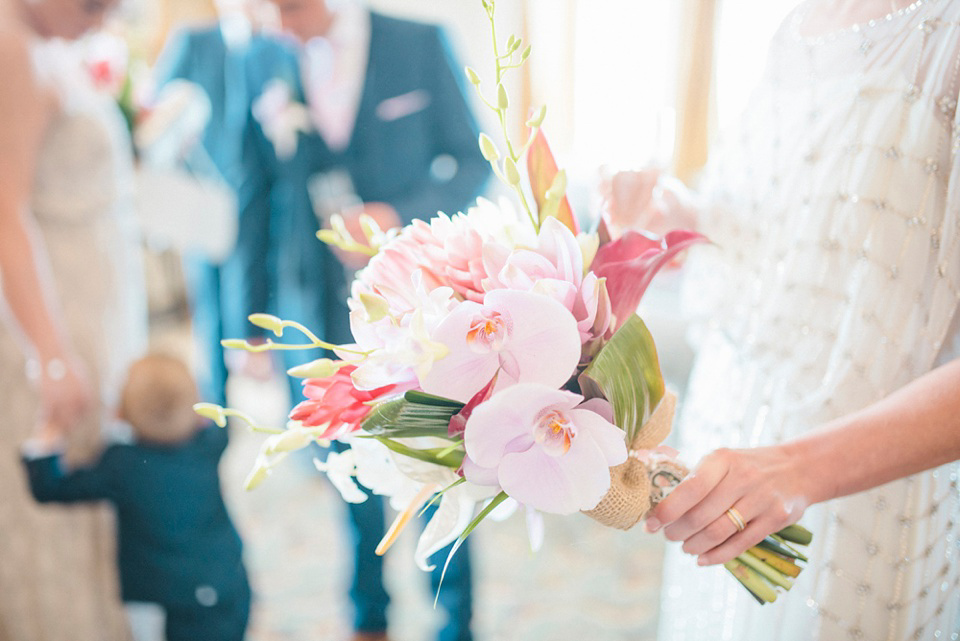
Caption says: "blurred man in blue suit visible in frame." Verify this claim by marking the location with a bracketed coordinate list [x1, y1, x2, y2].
[243, 1, 490, 639]
[152, 0, 279, 407]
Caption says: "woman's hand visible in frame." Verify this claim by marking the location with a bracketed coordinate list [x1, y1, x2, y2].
[34, 355, 93, 430]
[645, 444, 815, 565]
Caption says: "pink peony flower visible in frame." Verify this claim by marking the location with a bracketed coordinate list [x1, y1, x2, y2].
[289, 365, 407, 440]
[351, 200, 529, 313]
[462, 384, 627, 514]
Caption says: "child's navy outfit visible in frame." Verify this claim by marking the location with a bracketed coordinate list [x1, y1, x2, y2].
[22, 425, 250, 641]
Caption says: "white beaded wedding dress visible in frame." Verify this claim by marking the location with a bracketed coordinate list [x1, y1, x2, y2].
[0, 40, 146, 641]
[660, 1, 960, 639]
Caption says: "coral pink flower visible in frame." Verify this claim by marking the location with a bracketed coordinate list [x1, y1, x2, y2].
[289, 365, 407, 440]
[462, 384, 627, 514]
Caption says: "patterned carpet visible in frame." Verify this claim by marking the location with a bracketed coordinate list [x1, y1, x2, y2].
[220, 373, 666, 641]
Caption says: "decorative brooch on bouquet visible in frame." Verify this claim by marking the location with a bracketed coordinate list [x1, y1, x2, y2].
[197, 0, 811, 605]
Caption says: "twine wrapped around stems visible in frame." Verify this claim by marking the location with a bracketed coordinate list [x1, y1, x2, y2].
[583, 391, 689, 530]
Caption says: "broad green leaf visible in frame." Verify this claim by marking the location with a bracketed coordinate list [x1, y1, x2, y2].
[577, 315, 665, 442]
[362, 395, 464, 438]
[370, 435, 464, 469]
[404, 390, 466, 408]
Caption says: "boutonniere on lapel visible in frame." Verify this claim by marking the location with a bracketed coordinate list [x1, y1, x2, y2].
[252, 78, 311, 160]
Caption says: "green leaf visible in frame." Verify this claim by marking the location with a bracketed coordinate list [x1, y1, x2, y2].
[362, 394, 464, 438]
[776, 524, 813, 546]
[404, 391, 465, 409]
[577, 315, 665, 442]
[371, 435, 464, 469]
[459, 491, 509, 543]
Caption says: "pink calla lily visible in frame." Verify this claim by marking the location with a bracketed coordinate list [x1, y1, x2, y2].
[590, 229, 708, 331]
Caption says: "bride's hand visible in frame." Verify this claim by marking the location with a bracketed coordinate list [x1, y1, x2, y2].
[644, 444, 813, 565]
[34, 355, 93, 430]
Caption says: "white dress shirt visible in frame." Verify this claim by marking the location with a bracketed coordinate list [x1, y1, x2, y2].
[301, 2, 370, 151]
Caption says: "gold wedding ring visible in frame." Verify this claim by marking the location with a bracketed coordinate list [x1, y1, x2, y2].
[725, 507, 746, 533]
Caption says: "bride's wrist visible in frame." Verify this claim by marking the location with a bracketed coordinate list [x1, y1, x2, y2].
[25, 355, 68, 383]
[780, 436, 837, 507]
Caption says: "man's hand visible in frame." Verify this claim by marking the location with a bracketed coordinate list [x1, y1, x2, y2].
[332, 202, 401, 270]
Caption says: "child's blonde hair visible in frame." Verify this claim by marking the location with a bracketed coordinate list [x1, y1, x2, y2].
[119, 354, 200, 445]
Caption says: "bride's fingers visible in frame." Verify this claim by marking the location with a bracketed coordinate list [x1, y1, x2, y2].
[679, 499, 758, 556]
[661, 474, 744, 543]
[646, 457, 729, 533]
[695, 514, 780, 566]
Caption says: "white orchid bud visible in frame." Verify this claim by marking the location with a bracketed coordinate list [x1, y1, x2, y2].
[359, 291, 391, 322]
[243, 459, 271, 490]
[525, 105, 546, 129]
[265, 429, 313, 455]
[193, 402, 228, 427]
[479, 133, 500, 162]
[504, 157, 521, 186]
[316, 229, 338, 245]
[248, 312, 284, 336]
[497, 83, 509, 110]
[287, 358, 341, 379]
[464, 66, 481, 85]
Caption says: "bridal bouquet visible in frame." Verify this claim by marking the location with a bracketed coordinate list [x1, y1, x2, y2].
[197, 0, 810, 605]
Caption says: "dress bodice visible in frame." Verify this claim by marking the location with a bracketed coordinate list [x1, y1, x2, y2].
[685, 0, 960, 430]
[29, 39, 135, 228]
[24, 38, 146, 426]
[662, 4, 960, 640]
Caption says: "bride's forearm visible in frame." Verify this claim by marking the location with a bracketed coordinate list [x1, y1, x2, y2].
[0, 203, 70, 363]
[790, 357, 960, 505]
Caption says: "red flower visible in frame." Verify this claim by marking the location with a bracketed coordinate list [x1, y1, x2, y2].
[289, 365, 402, 440]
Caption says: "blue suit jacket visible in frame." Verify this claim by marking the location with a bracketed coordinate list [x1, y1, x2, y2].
[243, 13, 491, 358]
[22, 427, 247, 608]
[153, 26, 277, 342]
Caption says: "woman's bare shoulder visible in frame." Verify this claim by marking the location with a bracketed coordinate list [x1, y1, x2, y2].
[0, 26, 52, 125]
[0, 26, 52, 175]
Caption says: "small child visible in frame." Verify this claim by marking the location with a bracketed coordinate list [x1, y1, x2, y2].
[21, 353, 251, 641]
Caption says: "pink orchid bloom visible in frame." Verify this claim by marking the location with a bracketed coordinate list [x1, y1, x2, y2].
[289, 365, 407, 440]
[462, 385, 627, 514]
[590, 229, 708, 332]
[483, 217, 612, 346]
[420, 289, 581, 403]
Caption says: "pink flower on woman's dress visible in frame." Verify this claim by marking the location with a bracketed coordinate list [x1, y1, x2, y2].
[462, 384, 627, 514]
[289, 365, 407, 440]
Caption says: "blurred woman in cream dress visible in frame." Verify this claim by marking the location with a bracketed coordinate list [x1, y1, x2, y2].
[0, 0, 146, 639]
[611, 0, 960, 639]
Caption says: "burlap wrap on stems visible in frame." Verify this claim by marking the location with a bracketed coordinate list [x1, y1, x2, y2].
[583, 391, 687, 530]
